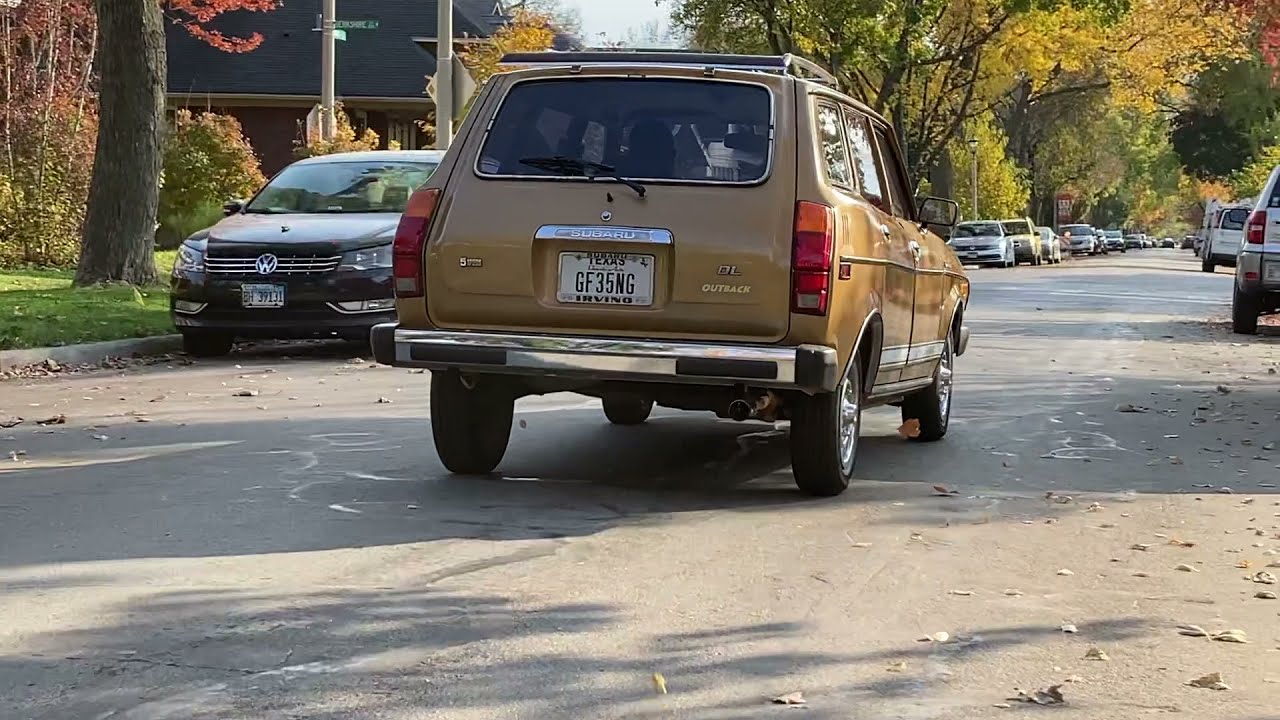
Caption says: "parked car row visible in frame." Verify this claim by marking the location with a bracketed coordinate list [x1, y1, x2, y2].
[948, 220, 1166, 267]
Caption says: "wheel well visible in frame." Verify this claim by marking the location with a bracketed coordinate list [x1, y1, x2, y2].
[858, 314, 883, 392]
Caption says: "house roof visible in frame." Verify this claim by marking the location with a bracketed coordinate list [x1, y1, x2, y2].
[166, 1, 503, 100]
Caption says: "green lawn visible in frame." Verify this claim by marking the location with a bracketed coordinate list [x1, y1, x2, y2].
[0, 251, 177, 350]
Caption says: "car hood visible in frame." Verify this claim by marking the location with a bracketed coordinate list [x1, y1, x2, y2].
[952, 235, 1004, 244]
[206, 213, 399, 253]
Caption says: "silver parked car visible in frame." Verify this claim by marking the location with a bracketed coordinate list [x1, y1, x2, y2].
[1036, 225, 1062, 264]
[1233, 166, 1280, 334]
[949, 221, 1016, 268]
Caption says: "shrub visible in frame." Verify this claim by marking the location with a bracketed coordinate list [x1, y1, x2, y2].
[294, 103, 380, 159]
[157, 109, 266, 248]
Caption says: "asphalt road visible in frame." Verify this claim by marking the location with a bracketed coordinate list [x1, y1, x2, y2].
[2, 250, 1279, 719]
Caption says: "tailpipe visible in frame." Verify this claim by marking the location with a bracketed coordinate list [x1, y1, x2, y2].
[727, 399, 752, 422]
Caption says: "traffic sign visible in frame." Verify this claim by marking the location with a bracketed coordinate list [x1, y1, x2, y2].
[426, 56, 478, 122]
[336, 19, 379, 30]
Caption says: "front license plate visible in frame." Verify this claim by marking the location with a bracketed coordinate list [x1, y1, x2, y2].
[1266, 263, 1280, 282]
[557, 252, 654, 306]
[241, 283, 286, 308]
[963, 252, 978, 259]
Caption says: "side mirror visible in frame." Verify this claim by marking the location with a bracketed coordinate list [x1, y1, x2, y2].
[917, 196, 959, 230]
[223, 200, 244, 216]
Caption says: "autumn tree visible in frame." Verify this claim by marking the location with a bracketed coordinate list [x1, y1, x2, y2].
[75, 0, 279, 286]
[459, 7, 557, 86]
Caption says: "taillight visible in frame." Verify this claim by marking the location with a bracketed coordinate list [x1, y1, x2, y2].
[791, 201, 835, 315]
[393, 188, 440, 297]
[1246, 209, 1266, 244]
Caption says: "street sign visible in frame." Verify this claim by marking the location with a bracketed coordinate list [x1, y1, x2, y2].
[426, 56, 478, 122]
[336, 19, 379, 30]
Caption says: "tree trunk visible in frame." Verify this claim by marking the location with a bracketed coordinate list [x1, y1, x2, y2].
[74, 0, 165, 286]
[929, 145, 954, 202]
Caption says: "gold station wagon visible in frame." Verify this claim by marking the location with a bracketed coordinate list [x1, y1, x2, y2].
[371, 52, 971, 496]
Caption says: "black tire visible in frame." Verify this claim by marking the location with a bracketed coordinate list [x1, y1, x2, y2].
[181, 330, 233, 358]
[1232, 285, 1260, 335]
[790, 352, 862, 497]
[901, 333, 954, 443]
[602, 394, 653, 425]
[430, 370, 514, 474]
[1202, 256, 1215, 273]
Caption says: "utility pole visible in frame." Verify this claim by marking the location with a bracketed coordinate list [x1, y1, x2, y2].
[435, 0, 453, 149]
[320, 0, 336, 140]
[967, 137, 979, 220]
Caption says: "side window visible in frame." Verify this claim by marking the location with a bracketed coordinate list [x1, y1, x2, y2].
[842, 108, 886, 209]
[872, 126, 913, 220]
[814, 102, 852, 188]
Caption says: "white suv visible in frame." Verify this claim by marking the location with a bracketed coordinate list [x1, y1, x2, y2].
[1204, 204, 1249, 272]
[1233, 168, 1280, 333]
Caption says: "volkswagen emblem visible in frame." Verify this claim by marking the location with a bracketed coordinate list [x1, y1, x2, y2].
[600, 211, 612, 222]
[254, 253, 279, 275]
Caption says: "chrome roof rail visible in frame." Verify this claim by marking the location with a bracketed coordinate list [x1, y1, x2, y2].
[497, 50, 839, 86]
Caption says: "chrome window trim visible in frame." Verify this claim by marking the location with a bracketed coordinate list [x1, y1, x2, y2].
[472, 74, 778, 188]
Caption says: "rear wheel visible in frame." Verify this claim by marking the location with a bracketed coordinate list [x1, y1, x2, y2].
[430, 370, 514, 474]
[181, 330, 233, 358]
[790, 353, 862, 497]
[1232, 285, 1260, 335]
[1202, 256, 1215, 273]
[602, 394, 653, 425]
[901, 334, 954, 442]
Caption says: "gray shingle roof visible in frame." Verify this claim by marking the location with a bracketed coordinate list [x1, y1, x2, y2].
[166, 1, 500, 100]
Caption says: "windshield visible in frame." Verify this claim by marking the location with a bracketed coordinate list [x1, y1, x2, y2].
[1105, 230, 1122, 238]
[1220, 208, 1249, 230]
[246, 160, 438, 214]
[477, 78, 772, 183]
[953, 222, 1003, 237]
[1061, 225, 1092, 238]
[1000, 220, 1032, 235]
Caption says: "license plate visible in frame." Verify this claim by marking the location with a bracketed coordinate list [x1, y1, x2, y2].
[557, 252, 654, 306]
[241, 283, 285, 308]
[963, 252, 978, 259]
[1266, 263, 1280, 282]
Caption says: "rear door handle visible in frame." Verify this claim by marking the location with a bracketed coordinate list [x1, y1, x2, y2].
[909, 240, 922, 257]
[880, 224, 892, 237]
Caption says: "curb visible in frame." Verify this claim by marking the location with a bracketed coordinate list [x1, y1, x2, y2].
[0, 334, 183, 372]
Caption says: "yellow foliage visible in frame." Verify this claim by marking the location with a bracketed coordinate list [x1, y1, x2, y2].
[1229, 144, 1280, 198]
[951, 113, 1030, 219]
[294, 103, 380, 159]
[460, 9, 557, 86]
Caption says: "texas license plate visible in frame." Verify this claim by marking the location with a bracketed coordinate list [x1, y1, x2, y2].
[241, 283, 286, 308]
[557, 252, 654, 306]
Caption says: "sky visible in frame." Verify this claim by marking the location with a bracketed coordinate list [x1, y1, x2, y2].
[567, 0, 669, 43]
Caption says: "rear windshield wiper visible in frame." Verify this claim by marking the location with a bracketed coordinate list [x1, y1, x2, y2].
[519, 156, 646, 198]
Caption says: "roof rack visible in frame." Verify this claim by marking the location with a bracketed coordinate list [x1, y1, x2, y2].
[496, 50, 839, 87]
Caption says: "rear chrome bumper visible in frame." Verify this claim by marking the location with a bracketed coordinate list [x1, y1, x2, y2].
[371, 324, 841, 393]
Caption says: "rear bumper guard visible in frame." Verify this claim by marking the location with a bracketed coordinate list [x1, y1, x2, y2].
[371, 324, 840, 393]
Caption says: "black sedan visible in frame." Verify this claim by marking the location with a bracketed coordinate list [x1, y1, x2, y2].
[170, 150, 443, 357]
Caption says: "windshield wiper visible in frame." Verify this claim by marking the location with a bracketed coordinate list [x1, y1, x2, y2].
[519, 156, 646, 198]
[243, 208, 289, 215]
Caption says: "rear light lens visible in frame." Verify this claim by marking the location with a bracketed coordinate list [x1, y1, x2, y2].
[393, 188, 440, 297]
[792, 201, 835, 315]
[1246, 210, 1266, 244]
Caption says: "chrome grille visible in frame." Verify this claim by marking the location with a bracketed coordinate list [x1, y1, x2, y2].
[205, 255, 342, 275]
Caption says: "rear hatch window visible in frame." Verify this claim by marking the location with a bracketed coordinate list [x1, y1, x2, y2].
[476, 78, 773, 184]
[1219, 208, 1248, 230]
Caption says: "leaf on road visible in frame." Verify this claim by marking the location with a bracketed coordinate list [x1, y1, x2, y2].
[1116, 403, 1149, 413]
[1175, 564, 1199, 573]
[8, 450, 26, 461]
[950, 589, 974, 596]
[1178, 624, 1210, 637]
[376, 397, 392, 404]
[898, 419, 921, 439]
[1169, 538, 1195, 548]
[1255, 590, 1278, 599]
[1252, 571, 1277, 584]
[918, 631, 950, 643]
[886, 660, 908, 673]
[771, 691, 806, 705]
[1086, 502, 1104, 512]
[91, 434, 108, 442]
[1188, 672, 1230, 690]
[1057, 568, 1075, 576]
[233, 389, 259, 397]
[651, 672, 667, 695]
[1084, 647, 1109, 661]
[1133, 571, 1150, 577]
[1003, 589, 1024, 596]
[1236, 560, 1252, 569]
[1169, 456, 1185, 465]
[1009, 685, 1065, 705]
[36, 414, 66, 426]
[1061, 623, 1079, 634]
[1131, 543, 1153, 551]
[1211, 629, 1248, 643]
[0, 416, 22, 429]
[932, 484, 959, 496]
[1216, 385, 1232, 394]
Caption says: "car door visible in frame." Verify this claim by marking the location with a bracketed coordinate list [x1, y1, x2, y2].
[841, 106, 914, 387]
[869, 124, 945, 383]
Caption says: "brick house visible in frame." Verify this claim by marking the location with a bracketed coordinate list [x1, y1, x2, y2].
[166, 1, 512, 175]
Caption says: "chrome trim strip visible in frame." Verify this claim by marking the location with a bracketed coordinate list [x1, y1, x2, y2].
[171, 302, 208, 315]
[908, 342, 945, 362]
[473, 74, 777, 188]
[535, 225, 674, 245]
[880, 347, 909, 365]
[326, 301, 396, 315]
[391, 330, 836, 390]
[868, 376, 933, 397]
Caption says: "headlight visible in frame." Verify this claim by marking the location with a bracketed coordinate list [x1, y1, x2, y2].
[174, 239, 206, 273]
[340, 243, 392, 271]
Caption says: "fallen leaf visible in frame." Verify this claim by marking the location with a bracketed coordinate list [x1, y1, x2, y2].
[1178, 624, 1210, 637]
[1252, 571, 1277, 584]
[0, 417, 22, 429]
[1086, 502, 1104, 512]
[1084, 647, 1110, 661]
[1236, 560, 1252, 569]
[1169, 538, 1195, 548]
[233, 389, 259, 398]
[1131, 543, 1153, 552]
[897, 419, 921, 439]
[36, 414, 66, 426]
[1133, 571, 1150, 578]
[950, 589, 974, 596]
[376, 397, 392, 404]
[651, 672, 667, 695]
[1212, 629, 1248, 643]
[1116, 403, 1148, 413]
[886, 660, 907, 673]
[1254, 590, 1277, 599]
[992, 703, 1012, 709]
[1003, 588, 1024, 596]
[405, 504, 419, 510]
[918, 631, 950, 643]
[8, 450, 26, 461]
[1061, 623, 1079, 634]
[1170, 456, 1184, 465]
[1057, 568, 1075, 576]
[1175, 564, 1199, 572]
[1009, 685, 1065, 706]
[932, 484, 959, 496]
[772, 691, 805, 705]
[1188, 672, 1230, 690]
